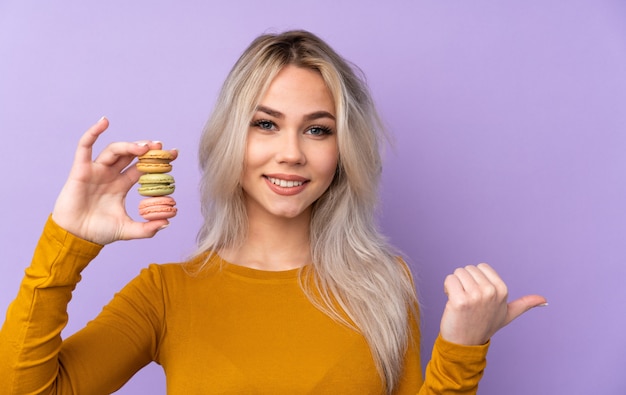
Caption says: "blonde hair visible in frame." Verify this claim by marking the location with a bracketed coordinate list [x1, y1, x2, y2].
[194, 30, 418, 393]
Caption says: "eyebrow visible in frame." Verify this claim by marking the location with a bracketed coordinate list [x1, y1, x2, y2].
[255, 105, 336, 121]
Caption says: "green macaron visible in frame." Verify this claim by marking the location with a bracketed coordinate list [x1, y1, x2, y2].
[137, 173, 175, 196]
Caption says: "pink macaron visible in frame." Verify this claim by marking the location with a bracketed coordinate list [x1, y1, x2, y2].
[138, 196, 177, 221]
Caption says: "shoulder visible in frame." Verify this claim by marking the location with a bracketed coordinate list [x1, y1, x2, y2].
[132, 251, 219, 288]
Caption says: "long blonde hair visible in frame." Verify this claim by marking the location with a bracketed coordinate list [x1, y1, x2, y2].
[194, 30, 418, 393]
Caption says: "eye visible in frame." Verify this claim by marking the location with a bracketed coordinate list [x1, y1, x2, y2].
[305, 126, 334, 137]
[251, 119, 276, 131]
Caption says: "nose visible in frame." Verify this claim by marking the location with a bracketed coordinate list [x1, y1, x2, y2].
[276, 131, 306, 165]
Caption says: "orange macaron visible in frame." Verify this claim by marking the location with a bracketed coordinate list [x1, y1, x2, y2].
[136, 150, 175, 173]
[138, 196, 177, 221]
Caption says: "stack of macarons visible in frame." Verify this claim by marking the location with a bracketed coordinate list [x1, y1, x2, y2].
[136, 150, 177, 221]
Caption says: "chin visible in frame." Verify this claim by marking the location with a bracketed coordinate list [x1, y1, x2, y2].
[274, 210, 306, 219]
[269, 205, 311, 220]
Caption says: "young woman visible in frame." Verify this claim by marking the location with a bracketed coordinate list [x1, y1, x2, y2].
[0, 30, 546, 394]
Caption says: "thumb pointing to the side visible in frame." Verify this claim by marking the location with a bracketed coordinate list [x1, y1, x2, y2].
[505, 294, 548, 327]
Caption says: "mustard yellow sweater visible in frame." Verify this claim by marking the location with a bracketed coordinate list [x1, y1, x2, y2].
[0, 217, 488, 394]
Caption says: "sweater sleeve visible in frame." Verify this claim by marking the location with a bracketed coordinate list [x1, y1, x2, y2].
[395, 259, 489, 395]
[0, 216, 166, 394]
[419, 335, 489, 394]
[0, 216, 103, 393]
[395, 309, 489, 395]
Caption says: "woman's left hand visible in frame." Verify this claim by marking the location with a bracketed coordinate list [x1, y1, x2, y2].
[439, 263, 547, 345]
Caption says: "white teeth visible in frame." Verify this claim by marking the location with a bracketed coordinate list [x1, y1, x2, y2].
[268, 177, 303, 187]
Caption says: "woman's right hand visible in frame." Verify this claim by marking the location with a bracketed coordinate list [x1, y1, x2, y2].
[51, 117, 178, 245]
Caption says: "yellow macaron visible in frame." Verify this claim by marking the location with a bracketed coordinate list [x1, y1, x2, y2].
[136, 150, 175, 173]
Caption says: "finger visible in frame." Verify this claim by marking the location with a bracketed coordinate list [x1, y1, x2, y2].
[134, 146, 179, 162]
[462, 265, 501, 304]
[168, 148, 179, 162]
[464, 265, 492, 286]
[74, 117, 110, 164]
[122, 163, 145, 186]
[120, 220, 171, 240]
[451, 267, 480, 293]
[474, 263, 508, 297]
[504, 294, 548, 326]
[475, 263, 500, 282]
[95, 142, 176, 171]
[94, 141, 152, 167]
[443, 273, 464, 298]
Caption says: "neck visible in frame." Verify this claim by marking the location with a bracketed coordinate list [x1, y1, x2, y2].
[220, 208, 312, 271]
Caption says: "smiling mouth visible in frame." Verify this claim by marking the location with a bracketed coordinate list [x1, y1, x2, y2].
[266, 176, 306, 188]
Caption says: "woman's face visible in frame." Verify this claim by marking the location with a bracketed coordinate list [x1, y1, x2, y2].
[242, 65, 339, 223]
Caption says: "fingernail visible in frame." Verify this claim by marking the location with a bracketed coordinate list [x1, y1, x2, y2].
[153, 140, 163, 145]
[538, 302, 549, 307]
[158, 224, 169, 231]
[136, 142, 148, 147]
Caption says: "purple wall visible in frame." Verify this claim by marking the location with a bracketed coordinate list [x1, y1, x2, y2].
[1, 1, 624, 394]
